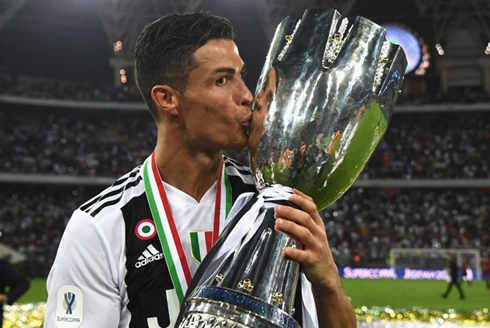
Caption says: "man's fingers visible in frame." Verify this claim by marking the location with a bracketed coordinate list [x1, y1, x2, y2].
[275, 217, 313, 245]
[283, 245, 308, 263]
[288, 193, 323, 226]
[293, 188, 314, 202]
[274, 205, 319, 234]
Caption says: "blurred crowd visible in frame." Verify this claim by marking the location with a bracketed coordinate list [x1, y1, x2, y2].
[362, 112, 490, 179]
[0, 108, 155, 177]
[397, 86, 490, 105]
[1, 74, 490, 277]
[0, 186, 101, 277]
[2, 73, 490, 105]
[325, 188, 490, 268]
[0, 74, 142, 102]
[1, 107, 488, 179]
[1, 185, 488, 277]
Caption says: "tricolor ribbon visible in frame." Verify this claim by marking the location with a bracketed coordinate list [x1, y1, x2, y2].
[143, 152, 231, 304]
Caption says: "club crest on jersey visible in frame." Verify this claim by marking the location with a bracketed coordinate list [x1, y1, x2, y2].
[189, 230, 213, 264]
[135, 219, 157, 240]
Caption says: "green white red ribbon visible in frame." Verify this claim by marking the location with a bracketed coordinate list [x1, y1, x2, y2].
[143, 152, 231, 304]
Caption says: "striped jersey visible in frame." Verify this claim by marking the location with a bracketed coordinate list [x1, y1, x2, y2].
[44, 156, 256, 328]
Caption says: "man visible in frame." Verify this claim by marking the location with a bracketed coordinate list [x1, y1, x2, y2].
[0, 259, 30, 327]
[442, 254, 464, 299]
[45, 12, 356, 327]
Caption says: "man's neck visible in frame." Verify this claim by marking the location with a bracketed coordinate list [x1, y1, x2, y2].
[154, 135, 223, 203]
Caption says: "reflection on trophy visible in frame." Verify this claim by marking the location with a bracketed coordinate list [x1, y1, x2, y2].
[249, 67, 277, 180]
[178, 8, 407, 327]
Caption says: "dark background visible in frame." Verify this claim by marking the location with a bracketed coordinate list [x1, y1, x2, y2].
[0, 0, 434, 90]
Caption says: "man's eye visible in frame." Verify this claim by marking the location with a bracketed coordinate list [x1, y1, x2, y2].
[216, 77, 228, 85]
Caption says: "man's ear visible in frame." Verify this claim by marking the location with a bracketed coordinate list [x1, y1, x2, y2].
[151, 84, 181, 116]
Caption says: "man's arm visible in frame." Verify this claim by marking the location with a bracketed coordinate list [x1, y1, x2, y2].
[45, 210, 123, 328]
[274, 189, 357, 328]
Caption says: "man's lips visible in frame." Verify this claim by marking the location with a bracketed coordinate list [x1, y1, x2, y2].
[241, 114, 252, 128]
[241, 116, 252, 136]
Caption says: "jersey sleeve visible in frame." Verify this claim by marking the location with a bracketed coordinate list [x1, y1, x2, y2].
[45, 209, 123, 328]
[301, 273, 319, 328]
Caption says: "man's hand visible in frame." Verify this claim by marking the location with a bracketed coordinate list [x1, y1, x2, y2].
[273, 189, 338, 292]
[274, 188, 357, 328]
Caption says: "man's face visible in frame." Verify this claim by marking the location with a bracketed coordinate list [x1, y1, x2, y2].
[178, 39, 253, 152]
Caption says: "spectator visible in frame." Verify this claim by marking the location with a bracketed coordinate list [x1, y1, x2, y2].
[324, 188, 490, 268]
[2, 186, 488, 277]
[0, 107, 488, 179]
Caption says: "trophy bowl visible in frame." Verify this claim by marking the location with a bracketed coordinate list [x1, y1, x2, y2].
[178, 8, 407, 327]
[250, 8, 407, 211]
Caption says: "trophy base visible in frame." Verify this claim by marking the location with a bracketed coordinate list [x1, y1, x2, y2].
[179, 286, 299, 328]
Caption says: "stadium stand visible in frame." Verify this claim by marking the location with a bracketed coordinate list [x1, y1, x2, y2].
[0, 75, 142, 102]
[1, 79, 490, 277]
[0, 104, 488, 179]
[0, 107, 156, 177]
[324, 188, 490, 268]
[0, 185, 103, 277]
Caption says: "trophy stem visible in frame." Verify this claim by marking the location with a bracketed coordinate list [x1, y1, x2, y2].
[180, 199, 301, 327]
[214, 207, 300, 314]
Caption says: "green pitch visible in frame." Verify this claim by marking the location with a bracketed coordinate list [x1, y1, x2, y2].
[16, 278, 48, 304]
[342, 278, 489, 314]
[17, 278, 489, 314]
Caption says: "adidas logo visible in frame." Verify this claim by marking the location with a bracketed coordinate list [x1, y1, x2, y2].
[135, 244, 164, 268]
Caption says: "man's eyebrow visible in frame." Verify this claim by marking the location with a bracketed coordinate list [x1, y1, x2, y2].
[214, 67, 238, 74]
[213, 64, 247, 75]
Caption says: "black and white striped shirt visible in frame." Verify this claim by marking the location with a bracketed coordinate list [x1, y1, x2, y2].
[45, 156, 256, 328]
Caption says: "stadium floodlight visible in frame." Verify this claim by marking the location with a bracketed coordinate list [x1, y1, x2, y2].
[0, 0, 28, 32]
[390, 248, 482, 280]
[414, 0, 490, 51]
[381, 23, 431, 76]
[98, 0, 203, 58]
[97, 0, 203, 86]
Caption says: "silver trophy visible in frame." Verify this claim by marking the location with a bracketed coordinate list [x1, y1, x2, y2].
[178, 8, 407, 327]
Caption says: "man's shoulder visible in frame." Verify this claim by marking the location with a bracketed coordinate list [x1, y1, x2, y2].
[223, 156, 253, 182]
[223, 155, 249, 168]
[223, 156, 256, 186]
[78, 165, 146, 220]
[223, 155, 257, 201]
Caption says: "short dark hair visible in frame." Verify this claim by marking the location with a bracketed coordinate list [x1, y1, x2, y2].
[134, 12, 234, 121]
